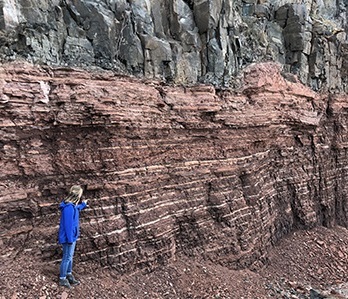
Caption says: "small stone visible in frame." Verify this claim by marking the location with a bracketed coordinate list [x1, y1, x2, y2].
[310, 288, 325, 299]
[61, 291, 69, 299]
[316, 240, 325, 246]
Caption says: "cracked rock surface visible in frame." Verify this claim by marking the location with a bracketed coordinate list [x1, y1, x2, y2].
[1, 62, 348, 290]
[0, 0, 346, 91]
[0, 1, 348, 298]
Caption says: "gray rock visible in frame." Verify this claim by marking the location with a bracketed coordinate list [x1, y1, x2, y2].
[0, 0, 346, 91]
[310, 288, 327, 299]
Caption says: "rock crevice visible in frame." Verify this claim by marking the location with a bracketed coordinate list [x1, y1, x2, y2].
[0, 0, 346, 91]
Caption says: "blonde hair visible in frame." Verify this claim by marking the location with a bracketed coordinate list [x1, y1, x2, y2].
[64, 185, 83, 204]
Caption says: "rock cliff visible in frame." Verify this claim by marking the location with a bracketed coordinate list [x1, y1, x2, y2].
[1, 61, 348, 275]
[0, 0, 347, 91]
[0, 0, 348, 279]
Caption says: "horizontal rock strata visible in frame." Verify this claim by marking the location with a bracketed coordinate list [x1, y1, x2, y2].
[0, 61, 347, 273]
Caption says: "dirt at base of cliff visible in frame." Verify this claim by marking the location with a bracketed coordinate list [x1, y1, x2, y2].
[1, 226, 348, 299]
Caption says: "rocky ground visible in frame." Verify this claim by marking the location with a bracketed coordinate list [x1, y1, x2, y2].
[1, 226, 348, 299]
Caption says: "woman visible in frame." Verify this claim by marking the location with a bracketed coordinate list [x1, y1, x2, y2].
[58, 185, 88, 288]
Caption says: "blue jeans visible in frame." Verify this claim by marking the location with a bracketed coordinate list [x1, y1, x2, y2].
[59, 242, 76, 279]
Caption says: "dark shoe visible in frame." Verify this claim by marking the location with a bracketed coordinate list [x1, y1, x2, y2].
[67, 274, 80, 286]
[59, 278, 71, 289]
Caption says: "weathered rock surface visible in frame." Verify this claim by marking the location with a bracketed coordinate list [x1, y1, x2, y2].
[0, 61, 347, 275]
[0, 0, 346, 91]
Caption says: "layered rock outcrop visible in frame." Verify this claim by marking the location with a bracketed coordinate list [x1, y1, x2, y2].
[0, 0, 347, 91]
[1, 61, 347, 274]
[0, 0, 347, 278]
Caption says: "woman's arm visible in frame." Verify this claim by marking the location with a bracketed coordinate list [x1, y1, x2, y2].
[76, 200, 88, 211]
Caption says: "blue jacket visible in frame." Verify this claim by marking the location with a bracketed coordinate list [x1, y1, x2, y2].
[58, 201, 87, 244]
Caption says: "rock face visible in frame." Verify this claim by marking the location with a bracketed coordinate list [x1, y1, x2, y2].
[0, 0, 347, 91]
[0, 0, 347, 279]
[1, 61, 348, 274]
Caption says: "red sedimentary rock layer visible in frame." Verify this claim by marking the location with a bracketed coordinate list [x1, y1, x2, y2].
[0, 62, 347, 273]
